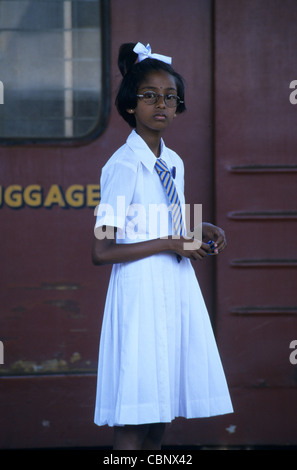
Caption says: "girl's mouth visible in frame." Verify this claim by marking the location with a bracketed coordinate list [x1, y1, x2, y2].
[153, 114, 166, 121]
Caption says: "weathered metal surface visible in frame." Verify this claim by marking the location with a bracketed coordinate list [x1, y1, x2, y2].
[1, 0, 297, 449]
[0, 0, 215, 448]
[214, 0, 297, 445]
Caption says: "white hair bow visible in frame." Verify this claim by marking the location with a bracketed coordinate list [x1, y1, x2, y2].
[133, 42, 172, 65]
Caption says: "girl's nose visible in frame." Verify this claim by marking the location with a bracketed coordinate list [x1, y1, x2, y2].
[156, 94, 166, 107]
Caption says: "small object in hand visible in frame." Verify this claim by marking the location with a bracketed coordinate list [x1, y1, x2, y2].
[207, 240, 217, 255]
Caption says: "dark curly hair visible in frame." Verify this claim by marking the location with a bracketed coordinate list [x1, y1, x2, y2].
[115, 43, 186, 128]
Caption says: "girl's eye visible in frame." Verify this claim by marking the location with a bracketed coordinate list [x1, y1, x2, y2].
[166, 95, 177, 102]
[143, 92, 156, 99]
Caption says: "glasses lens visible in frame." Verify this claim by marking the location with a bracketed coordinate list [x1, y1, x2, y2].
[165, 94, 179, 107]
[143, 92, 157, 104]
[139, 92, 181, 107]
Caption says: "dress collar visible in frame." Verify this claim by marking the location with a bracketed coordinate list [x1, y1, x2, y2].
[126, 130, 172, 173]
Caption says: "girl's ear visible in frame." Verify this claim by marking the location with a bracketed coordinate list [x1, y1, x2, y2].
[127, 108, 135, 114]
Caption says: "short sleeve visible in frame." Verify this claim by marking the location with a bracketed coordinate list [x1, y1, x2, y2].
[94, 159, 138, 238]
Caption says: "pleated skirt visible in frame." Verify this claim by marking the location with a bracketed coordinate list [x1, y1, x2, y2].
[94, 252, 233, 426]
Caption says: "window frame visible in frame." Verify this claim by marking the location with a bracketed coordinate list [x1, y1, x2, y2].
[0, 0, 110, 146]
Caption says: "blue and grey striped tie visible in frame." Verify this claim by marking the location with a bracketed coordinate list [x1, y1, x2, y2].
[155, 158, 185, 237]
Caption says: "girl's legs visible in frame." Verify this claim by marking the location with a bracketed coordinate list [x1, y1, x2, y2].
[113, 423, 166, 450]
[142, 423, 166, 450]
[113, 424, 148, 450]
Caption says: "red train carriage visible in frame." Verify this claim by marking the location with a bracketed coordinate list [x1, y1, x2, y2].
[0, 0, 296, 448]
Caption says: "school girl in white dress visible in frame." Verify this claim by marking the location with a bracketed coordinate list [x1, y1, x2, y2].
[92, 42, 233, 450]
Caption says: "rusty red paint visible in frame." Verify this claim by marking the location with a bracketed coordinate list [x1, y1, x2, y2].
[1, 0, 297, 449]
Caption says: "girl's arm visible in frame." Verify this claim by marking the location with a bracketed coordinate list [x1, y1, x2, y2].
[92, 226, 212, 266]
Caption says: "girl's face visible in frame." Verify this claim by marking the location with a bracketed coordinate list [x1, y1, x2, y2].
[128, 70, 178, 138]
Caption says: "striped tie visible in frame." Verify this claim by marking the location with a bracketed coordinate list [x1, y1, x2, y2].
[155, 158, 185, 236]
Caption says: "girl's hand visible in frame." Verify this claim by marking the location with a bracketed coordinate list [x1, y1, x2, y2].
[201, 222, 227, 254]
[171, 236, 213, 261]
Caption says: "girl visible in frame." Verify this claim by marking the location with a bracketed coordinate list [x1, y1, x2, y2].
[92, 42, 233, 450]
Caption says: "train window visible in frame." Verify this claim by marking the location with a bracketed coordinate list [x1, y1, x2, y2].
[0, 0, 109, 143]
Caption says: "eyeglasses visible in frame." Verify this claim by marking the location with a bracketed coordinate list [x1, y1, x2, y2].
[136, 91, 183, 108]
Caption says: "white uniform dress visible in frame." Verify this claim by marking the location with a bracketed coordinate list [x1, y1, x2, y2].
[94, 130, 233, 426]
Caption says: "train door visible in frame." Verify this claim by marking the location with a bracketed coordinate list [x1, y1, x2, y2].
[214, 0, 297, 445]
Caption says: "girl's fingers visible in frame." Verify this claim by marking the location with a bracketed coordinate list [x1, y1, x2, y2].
[181, 237, 226, 260]
[192, 242, 211, 260]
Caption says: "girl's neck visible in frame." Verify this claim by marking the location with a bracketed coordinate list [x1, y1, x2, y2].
[136, 128, 162, 158]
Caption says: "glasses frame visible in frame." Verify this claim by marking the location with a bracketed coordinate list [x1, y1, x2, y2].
[136, 91, 183, 108]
